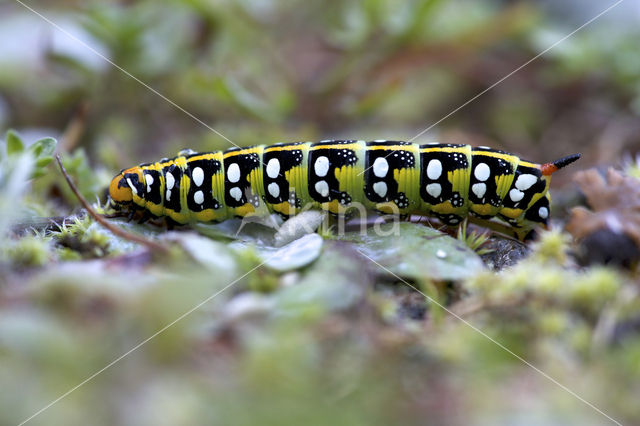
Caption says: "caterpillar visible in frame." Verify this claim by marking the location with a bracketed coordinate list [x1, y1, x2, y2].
[107, 140, 580, 240]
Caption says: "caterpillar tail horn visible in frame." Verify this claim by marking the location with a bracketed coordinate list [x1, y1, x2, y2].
[541, 153, 581, 176]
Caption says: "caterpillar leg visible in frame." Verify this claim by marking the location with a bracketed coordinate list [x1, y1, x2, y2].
[137, 210, 157, 224]
[101, 212, 126, 219]
[164, 216, 182, 230]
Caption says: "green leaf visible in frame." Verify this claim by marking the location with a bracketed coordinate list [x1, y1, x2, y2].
[259, 233, 324, 272]
[35, 157, 53, 168]
[271, 242, 365, 316]
[29, 137, 57, 158]
[274, 211, 326, 247]
[165, 232, 239, 273]
[334, 222, 484, 281]
[6, 130, 24, 155]
[193, 216, 282, 244]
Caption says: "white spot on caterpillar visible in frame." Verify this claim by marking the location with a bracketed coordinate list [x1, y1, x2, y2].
[194, 190, 204, 205]
[126, 178, 137, 195]
[427, 159, 442, 180]
[373, 157, 389, 178]
[426, 183, 441, 198]
[509, 188, 524, 202]
[145, 173, 154, 193]
[314, 156, 329, 177]
[266, 158, 280, 179]
[539, 206, 549, 219]
[227, 163, 240, 183]
[515, 173, 537, 191]
[229, 186, 242, 201]
[474, 163, 490, 181]
[472, 183, 486, 198]
[192, 167, 204, 187]
[166, 172, 175, 190]
[315, 180, 329, 197]
[165, 174, 174, 201]
[268, 182, 280, 198]
[373, 181, 387, 198]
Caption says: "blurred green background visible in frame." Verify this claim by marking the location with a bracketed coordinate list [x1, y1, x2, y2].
[3, 0, 640, 175]
[2, 1, 640, 425]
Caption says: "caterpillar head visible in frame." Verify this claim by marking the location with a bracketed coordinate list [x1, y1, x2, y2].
[108, 168, 145, 211]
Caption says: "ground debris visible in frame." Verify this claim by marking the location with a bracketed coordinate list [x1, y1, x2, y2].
[566, 168, 640, 267]
[480, 237, 529, 270]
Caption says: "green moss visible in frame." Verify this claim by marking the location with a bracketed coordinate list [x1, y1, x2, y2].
[457, 222, 493, 255]
[248, 270, 280, 293]
[3, 235, 52, 267]
[55, 247, 83, 262]
[51, 216, 111, 258]
[570, 268, 621, 310]
[535, 267, 565, 294]
[531, 229, 570, 265]
[536, 311, 570, 336]
[568, 323, 593, 353]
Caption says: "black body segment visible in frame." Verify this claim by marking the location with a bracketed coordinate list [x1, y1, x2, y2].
[223, 147, 261, 208]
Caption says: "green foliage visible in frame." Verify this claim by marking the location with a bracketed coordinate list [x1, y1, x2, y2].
[59, 149, 102, 200]
[1, 130, 57, 179]
[2, 233, 52, 268]
[468, 244, 623, 317]
[457, 220, 493, 255]
[32, 147, 103, 204]
[334, 222, 485, 281]
[5, 129, 24, 155]
[0, 131, 37, 245]
[530, 229, 571, 265]
[51, 216, 111, 258]
[4, 0, 624, 162]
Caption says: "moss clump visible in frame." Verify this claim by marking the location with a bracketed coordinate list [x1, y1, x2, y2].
[52, 216, 111, 258]
[468, 237, 624, 315]
[3, 234, 52, 267]
[530, 229, 571, 265]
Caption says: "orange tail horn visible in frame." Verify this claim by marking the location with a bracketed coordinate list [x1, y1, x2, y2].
[541, 153, 581, 176]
